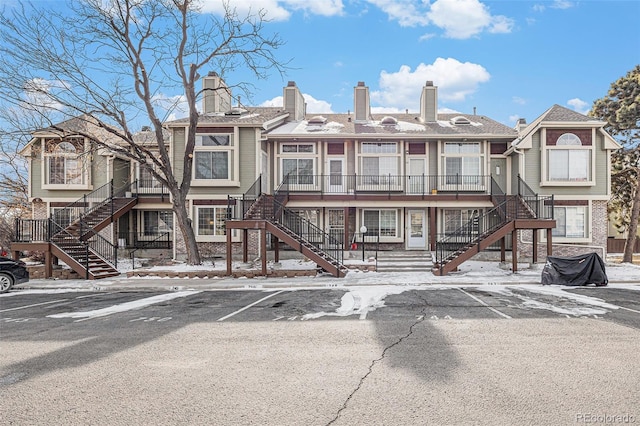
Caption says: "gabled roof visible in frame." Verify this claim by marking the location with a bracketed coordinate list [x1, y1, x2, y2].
[538, 104, 603, 123]
[509, 104, 620, 151]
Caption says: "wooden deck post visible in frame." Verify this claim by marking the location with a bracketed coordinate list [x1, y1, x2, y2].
[429, 207, 437, 250]
[274, 235, 280, 263]
[532, 229, 538, 264]
[261, 228, 267, 276]
[546, 229, 553, 256]
[512, 229, 518, 273]
[242, 229, 248, 263]
[500, 238, 506, 263]
[226, 229, 232, 276]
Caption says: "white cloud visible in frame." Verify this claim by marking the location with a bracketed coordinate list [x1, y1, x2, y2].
[260, 93, 333, 113]
[567, 98, 590, 115]
[199, 0, 344, 21]
[152, 93, 190, 121]
[370, 57, 491, 110]
[365, 0, 430, 27]
[427, 0, 513, 39]
[22, 78, 66, 113]
[512, 96, 527, 105]
[551, 0, 574, 9]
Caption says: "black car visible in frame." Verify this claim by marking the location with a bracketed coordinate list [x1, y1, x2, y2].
[0, 257, 29, 293]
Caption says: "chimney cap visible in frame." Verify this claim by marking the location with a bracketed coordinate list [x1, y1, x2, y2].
[207, 71, 219, 77]
[141, 125, 151, 132]
[287, 81, 296, 87]
[426, 81, 434, 86]
[357, 81, 365, 87]
[517, 118, 527, 124]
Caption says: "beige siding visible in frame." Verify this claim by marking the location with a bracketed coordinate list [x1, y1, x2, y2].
[429, 142, 438, 174]
[92, 153, 110, 188]
[524, 132, 542, 193]
[112, 158, 131, 190]
[173, 128, 186, 185]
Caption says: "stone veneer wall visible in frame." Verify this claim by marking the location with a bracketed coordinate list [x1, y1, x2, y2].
[517, 200, 609, 262]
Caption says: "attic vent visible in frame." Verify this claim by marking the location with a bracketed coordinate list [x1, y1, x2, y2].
[308, 115, 327, 125]
[451, 116, 471, 125]
[225, 107, 248, 116]
[380, 116, 397, 125]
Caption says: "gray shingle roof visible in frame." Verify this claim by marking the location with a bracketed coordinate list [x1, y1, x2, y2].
[267, 112, 517, 138]
[538, 104, 600, 123]
[165, 107, 288, 126]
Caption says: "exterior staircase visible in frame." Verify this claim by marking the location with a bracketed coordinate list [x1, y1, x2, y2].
[231, 183, 349, 277]
[433, 177, 555, 276]
[376, 251, 434, 273]
[50, 182, 138, 279]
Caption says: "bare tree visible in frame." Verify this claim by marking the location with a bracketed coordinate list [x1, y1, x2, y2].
[0, 0, 287, 264]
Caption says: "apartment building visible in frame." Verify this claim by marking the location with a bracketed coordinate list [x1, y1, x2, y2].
[11, 73, 620, 278]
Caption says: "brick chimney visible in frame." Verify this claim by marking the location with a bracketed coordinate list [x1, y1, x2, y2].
[420, 81, 438, 123]
[202, 71, 231, 114]
[354, 81, 370, 122]
[283, 81, 306, 121]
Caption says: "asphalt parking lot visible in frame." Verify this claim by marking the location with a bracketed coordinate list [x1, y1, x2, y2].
[1, 285, 639, 425]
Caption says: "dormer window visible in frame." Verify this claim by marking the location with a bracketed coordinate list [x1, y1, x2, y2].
[380, 116, 398, 126]
[450, 116, 471, 125]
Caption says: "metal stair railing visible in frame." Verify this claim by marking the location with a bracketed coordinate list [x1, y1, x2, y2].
[435, 200, 510, 270]
[129, 231, 171, 270]
[272, 198, 344, 267]
[517, 174, 554, 220]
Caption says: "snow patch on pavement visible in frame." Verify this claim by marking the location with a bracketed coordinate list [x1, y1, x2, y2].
[47, 290, 201, 319]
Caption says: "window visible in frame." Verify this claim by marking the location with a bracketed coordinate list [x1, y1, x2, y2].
[553, 206, 587, 238]
[44, 138, 86, 186]
[363, 209, 398, 237]
[279, 144, 316, 185]
[359, 142, 399, 186]
[142, 211, 173, 236]
[196, 207, 228, 236]
[195, 152, 229, 179]
[193, 133, 233, 182]
[545, 133, 592, 184]
[442, 142, 483, 186]
[443, 209, 479, 234]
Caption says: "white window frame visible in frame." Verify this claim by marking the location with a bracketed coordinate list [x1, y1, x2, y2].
[361, 209, 401, 241]
[42, 137, 91, 190]
[439, 141, 484, 190]
[194, 206, 229, 242]
[137, 149, 167, 193]
[541, 131, 595, 187]
[277, 143, 318, 189]
[191, 132, 239, 187]
[357, 141, 402, 190]
[552, 205, 590, 242]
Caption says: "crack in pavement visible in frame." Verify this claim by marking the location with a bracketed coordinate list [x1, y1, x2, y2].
[326, 299, 429, 425]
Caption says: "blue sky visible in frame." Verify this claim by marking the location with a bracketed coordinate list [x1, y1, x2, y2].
[204, 0, 640, 127]
[2, 0, 639, 129]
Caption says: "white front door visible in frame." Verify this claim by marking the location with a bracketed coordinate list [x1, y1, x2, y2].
[407, 210, 426, 249]
[407, 158, 426, 194]
[327, 158, 345, 193]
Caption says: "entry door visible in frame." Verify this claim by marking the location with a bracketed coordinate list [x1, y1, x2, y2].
[327, 209, 345, 247]
[327, 158, 345, 193]
[407, 158, 426, 194]
[407, 210, 426, 249]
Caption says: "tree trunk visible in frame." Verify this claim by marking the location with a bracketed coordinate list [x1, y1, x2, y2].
[172, 196, 201, 265]
[623, 179, 640, 263]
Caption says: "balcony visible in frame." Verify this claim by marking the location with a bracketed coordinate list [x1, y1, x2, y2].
[279, 174, 491, 196]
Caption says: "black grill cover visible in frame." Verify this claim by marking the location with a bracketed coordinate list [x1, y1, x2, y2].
[541, 253, 608, 286]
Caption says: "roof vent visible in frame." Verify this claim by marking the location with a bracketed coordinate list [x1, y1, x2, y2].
[451, 116, 471, 125]
[225, 107, 248, 116]
[380, 116, 398, 125]
[308, 115, 327, 125]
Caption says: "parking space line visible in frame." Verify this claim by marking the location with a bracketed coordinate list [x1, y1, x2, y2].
[0, 299, 69, 312]
[458, 288, 512, 319]
[217, 291, 286, 322]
